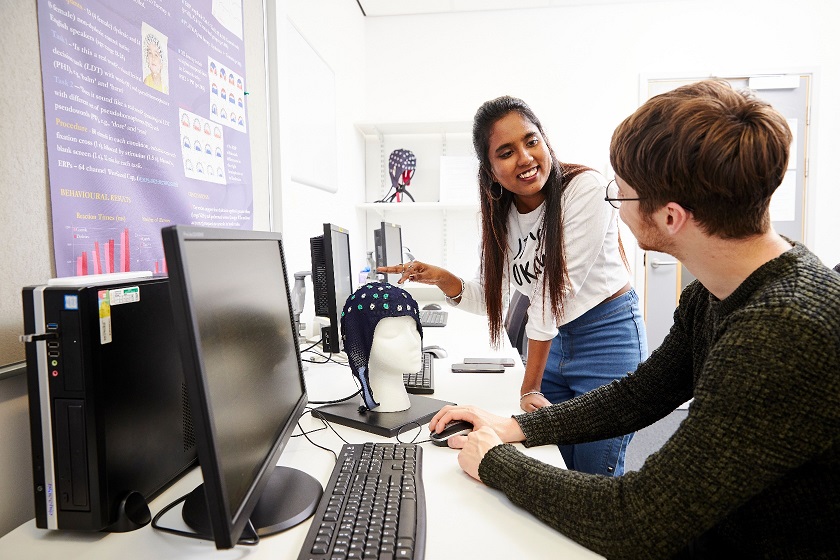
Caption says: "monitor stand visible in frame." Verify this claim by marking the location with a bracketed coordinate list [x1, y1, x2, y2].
[314, 394, 455, 437]
[182, 466, 322, 540]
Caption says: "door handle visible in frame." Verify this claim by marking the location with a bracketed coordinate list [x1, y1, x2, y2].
[650, 259, 679, 269]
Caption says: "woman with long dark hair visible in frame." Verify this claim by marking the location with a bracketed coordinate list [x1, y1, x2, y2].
[381, 96, 646, 476]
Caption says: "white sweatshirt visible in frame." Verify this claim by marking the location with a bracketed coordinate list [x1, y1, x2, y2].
[455, 171, 630, 341]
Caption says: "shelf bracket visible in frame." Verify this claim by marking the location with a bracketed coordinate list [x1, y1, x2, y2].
[441, 209, 448, 268]
[378, 130, 386, 199]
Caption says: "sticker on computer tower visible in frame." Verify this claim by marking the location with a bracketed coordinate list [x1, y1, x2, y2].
[98, 290, 113, 345]
[109, 286, 140, 306]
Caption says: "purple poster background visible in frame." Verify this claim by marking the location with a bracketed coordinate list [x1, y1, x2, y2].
[38, 0, 253, 277]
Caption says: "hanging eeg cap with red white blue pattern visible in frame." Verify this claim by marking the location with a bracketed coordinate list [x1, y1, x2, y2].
[389, 148, 416, 190]
[340, 281, 423, 410]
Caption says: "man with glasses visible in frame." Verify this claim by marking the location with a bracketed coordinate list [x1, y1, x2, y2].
[429, 79, 839, 558]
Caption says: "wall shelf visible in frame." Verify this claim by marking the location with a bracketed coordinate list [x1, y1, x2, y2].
[355, 121, 480, 275]
[358, 202, 478, 215]
[355, 121, 471, 136]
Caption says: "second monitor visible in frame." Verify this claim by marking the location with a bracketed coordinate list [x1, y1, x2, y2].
[310, 223, 353, 353]
[374, 221, 403, 284]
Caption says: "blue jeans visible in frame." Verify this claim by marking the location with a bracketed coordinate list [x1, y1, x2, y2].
[541, 289, 647, 476]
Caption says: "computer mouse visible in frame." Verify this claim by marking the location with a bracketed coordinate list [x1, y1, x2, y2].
[423, 345, 447, 359]
[429, 420, 473, 446]
[423, 303, 442, 310]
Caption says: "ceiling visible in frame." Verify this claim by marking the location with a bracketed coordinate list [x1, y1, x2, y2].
[355, 0, 677, 17]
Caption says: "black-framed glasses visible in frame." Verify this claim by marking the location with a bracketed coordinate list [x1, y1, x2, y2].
[604, 179, 643, 209]
[604, 180, 696, 213]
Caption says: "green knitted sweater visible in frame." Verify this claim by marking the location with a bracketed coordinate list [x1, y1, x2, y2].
[479, 242, 840, 559]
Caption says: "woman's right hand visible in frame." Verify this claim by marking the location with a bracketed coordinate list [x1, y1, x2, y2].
[377, 260, 462, 296]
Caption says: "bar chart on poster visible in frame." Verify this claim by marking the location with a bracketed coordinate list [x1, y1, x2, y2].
[65, 225, 167, 276]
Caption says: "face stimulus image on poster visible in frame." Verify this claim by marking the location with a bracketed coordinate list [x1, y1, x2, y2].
[37, 0, 253, 277]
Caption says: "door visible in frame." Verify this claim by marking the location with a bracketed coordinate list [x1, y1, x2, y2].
[639, 74, 811, 351]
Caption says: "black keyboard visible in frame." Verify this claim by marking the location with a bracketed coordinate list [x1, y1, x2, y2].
[419, 310, 447, 327]
[403, 352, 434, 395]
[297, 442, 425, 560]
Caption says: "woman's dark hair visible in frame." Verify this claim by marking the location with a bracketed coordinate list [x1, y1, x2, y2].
[472, 96, 589, 346]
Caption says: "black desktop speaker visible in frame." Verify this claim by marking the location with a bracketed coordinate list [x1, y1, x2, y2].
[21, 275, 196, 532]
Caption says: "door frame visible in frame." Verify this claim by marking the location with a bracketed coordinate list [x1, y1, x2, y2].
[628, 69, 818, 351]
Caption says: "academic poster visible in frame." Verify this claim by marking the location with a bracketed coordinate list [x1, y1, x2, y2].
[38, 0, 253, 277]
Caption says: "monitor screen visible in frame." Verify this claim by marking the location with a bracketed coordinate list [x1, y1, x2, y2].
[374, 221, 403, 284]
[162, 225, 322, 549]
[310, 223, 353, 353]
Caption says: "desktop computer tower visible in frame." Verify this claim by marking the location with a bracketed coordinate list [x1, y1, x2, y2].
[21, 276, 197, 532]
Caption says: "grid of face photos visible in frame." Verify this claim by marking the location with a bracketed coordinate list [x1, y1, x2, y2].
[180, 109, 226, 184]
[208, 56, 246, 134]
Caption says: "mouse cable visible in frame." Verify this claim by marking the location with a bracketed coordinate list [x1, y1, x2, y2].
[307, 407, 351, 446]
[291, 420, 328, 438]
[394, 420, 426, 445]
[308, 408, 348, 445]
[294, 414, 339, 462]
[302, 349, 350, 367]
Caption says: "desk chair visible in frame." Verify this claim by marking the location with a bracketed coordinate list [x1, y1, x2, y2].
[505, 290, 530, 364]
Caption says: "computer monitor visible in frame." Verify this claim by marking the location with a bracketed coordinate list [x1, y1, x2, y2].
[310, 223, 353, 353]
[161, 225, 322, 549]
[374, 221, 403, 284]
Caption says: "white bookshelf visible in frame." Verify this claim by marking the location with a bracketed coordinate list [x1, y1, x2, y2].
[354, 121, 481, 279]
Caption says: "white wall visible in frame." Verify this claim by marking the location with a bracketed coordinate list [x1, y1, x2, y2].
[360, 0, 840, 270]
[273, 0, 369, 310]
[0, 0, 51, 538]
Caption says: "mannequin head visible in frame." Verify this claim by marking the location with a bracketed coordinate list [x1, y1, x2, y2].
[388, 149, 416, 191]
[340, 282, 423, 411]
[366, 316, 421, 412]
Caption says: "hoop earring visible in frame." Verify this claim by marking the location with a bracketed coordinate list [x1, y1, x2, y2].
[488, 181, 503, 201]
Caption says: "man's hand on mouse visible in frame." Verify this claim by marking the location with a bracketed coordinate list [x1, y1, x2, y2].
[457, 427, 504, 481]
[430, 404, 524, 441]
[429, 405, 526, 481]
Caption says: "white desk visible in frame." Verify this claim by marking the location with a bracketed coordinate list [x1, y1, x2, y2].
[0, 307, 603, 559]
